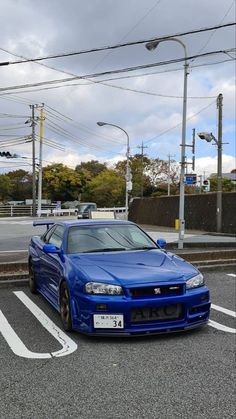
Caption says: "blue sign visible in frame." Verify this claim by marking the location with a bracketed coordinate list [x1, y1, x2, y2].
[184, 174, 197, 185]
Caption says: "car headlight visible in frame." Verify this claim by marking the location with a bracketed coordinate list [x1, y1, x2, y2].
[85, 282, 123, 295]
[186, 273, 204, 289]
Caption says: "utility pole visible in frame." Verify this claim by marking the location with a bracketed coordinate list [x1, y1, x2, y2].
[37, 104, 45, 217]
[137, 141, 148, 198]
[192, 128, 195, 171]
[30, 105, 37, 217]
[167, 154, 175, 196]
[216, 93, 223, 232]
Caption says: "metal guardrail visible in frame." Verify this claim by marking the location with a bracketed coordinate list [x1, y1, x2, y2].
[0, 205, 126, 217]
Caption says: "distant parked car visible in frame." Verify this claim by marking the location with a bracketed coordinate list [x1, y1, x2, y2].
[28, 219, 211, 335]
[77, 202, 97, 218]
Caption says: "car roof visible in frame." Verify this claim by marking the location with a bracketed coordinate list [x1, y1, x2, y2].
[58, 219, 135, 227]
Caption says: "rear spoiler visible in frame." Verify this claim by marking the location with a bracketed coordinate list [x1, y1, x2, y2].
[33, 220, 55, 230]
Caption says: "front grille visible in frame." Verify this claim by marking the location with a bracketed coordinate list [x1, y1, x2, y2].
[131, 303, 183, 322]
[129, 284, 184, 298]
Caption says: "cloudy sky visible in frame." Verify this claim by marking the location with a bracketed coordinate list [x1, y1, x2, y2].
[0, 0, 235, 177]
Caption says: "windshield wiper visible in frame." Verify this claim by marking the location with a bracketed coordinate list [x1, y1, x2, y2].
[131, 246, 158, 251]
[82, 247, 127, 253]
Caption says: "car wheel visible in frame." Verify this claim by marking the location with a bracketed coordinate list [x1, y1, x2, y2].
[60, 282, 72, 331]
[29, 262, 37, 294]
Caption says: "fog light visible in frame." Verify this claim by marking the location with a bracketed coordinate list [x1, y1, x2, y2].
[201, 293, 208, 302]
[96, 304, 108, 311]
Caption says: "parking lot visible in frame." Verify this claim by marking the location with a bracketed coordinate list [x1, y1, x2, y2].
[0, 270, 235, 419]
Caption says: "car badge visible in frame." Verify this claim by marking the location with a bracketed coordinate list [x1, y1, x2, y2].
[154, 287, 161, 294]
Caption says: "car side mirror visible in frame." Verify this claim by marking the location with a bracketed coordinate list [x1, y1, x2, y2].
[156, 238, 166, 248]
[43, 244, 61, 254]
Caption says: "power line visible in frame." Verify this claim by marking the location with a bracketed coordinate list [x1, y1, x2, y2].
[45, 105, 125, 142]
[0, 48, 235, 94]
[0, 57, 233, 100]
[0, 22, 235, 67]
[192, 1, 236, 61]
[143, 100, 216, 144]
[90, 0, 163, 72]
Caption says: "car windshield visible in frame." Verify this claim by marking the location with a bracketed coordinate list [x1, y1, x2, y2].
[67, 224, 157, 254]
[78, 204, 95, 212]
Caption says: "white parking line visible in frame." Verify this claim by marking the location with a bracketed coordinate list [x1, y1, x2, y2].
[208, 320, 236, 334]
[211, 304, 236, 318]
[14, 291, 77, 358]
[0, 311, 51, 359]
[0, 291, 77, 359]
[209, 303, 236, 334]
[227, 274, 236, 278]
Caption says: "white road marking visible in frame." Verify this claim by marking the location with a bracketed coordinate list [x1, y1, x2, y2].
[0, 291, 77, 359]
[211, 303, 236, 318]
[14, 291, 77, 358]
[209, 303, 236, 334]
[227, 273, 236, 278]
[208, 320, 236, 334]
[0, 311, 51, 359]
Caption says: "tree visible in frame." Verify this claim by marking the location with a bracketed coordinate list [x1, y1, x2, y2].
[0, 174, 12, 201]
[7, 169, 32, 200]
[209, 175, 234, 192]
[75, 160, 108, 200]
[85, 169, 125, 207]
[115, 154, 153, 197]
[42, 164, 82, 201]
[75, 160, 107, 178]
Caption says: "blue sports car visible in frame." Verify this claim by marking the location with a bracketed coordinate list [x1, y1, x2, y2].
[28, 219, 210, 336]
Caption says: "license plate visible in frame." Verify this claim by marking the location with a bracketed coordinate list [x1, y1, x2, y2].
[131, 304, 182, 322]
[93, 314, 124, 329]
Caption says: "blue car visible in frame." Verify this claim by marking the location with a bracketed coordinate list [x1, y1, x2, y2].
[28, 219, 210, 336]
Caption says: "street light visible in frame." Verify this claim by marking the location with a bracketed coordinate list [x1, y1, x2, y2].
[145, 37, 189, 249]
[97, 121, 130, 219]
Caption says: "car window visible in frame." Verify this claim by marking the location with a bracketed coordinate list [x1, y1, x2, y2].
[67, 224, 157, 254]
[48, 225, 64, 249]
[42, 225, 57, 243]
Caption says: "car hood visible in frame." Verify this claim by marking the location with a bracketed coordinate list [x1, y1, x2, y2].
[68, 249, 198, 286]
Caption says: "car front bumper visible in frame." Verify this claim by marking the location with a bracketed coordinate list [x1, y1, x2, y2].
[71, 285, 210, 335]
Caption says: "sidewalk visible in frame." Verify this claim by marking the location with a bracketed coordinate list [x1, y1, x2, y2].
[140, 224, 236, 248]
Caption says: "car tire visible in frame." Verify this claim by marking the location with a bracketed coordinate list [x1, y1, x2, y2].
[29, 262, 37, 294]
[60, 282, 72, 332]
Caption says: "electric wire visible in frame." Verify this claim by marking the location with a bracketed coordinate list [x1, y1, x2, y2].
[192, 1, 236, 61]
[45, 106, 124, 142]
[0, 48, 235, 95]
[0, 22, 234, 66]
[144, 100, 216, 144]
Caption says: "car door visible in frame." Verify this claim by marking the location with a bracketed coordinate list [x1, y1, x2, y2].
[40, 225, 65, 306]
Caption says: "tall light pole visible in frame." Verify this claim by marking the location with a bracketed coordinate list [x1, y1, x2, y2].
[145, 37, 189, 249]
[37, 105, 45, 217]
[97, 122, 130, 218]
[198, 93, 223, 232]
[29, 104, 37, 217]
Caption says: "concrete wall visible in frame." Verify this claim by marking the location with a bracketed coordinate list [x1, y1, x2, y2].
[129, 192, 236, 234]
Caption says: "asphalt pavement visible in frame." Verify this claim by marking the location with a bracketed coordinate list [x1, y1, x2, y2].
[0, 269, 235, 419]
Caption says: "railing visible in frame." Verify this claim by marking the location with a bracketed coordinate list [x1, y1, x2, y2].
[0, 205, 126, 217]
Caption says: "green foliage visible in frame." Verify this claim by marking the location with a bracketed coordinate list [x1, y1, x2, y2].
[209, 176, 234, 192]
[42, 163, 82, 201]
[7, 170, 32, 200]
[0, 174, 12, 201]
[75, 160, 107, 178]
[85, 169, 125, 207]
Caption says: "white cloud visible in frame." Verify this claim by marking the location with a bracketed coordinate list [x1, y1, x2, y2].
[0, 0, 235, 173]
[195, 154, 236, 176]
